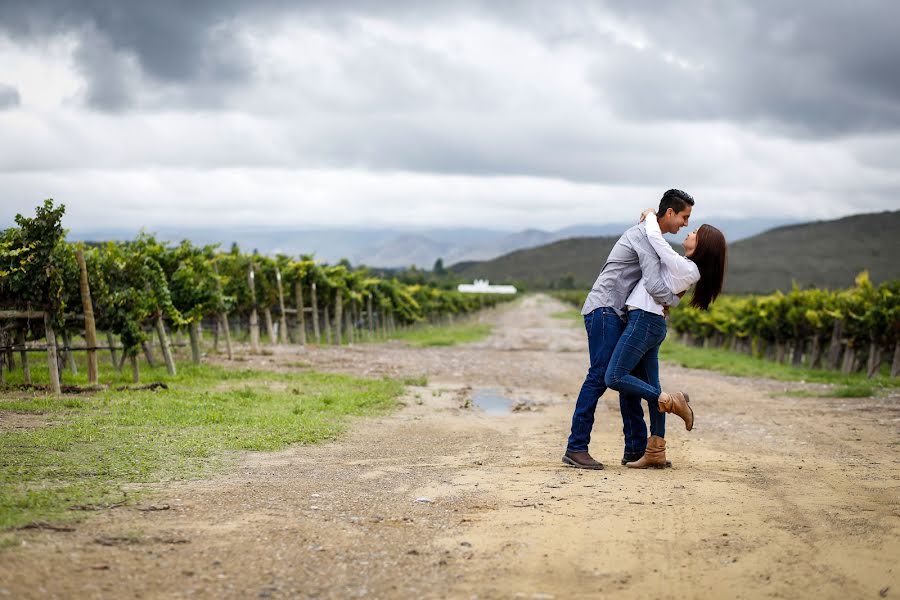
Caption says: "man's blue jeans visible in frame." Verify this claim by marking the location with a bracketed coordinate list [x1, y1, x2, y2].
[567, 307, 645, 453]
[605, 309, 668, 439]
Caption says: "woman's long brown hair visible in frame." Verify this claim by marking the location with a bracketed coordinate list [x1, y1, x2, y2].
[689, 224, 727, 310]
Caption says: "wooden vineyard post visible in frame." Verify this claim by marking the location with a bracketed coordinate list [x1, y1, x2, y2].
[248, 264, 261, 354]
[3, 331, 14, 372]
[142, 340, 158, 367]
[866, 340, 882, 378]
[294, 281, 307, 346]
[367, 294, 374, 337]
[826, 320, 843, 371]
[334, 289, 343, 346]
[189, 320, 202, 365]
[220, 314, 233, 360]
[213, 262, 233, 360]
[807, 336, 820, 369]
[264, 306, 276, 345]
[841, 345, 856, 375]
[791, 340, 805, 367]
[323, 305, 332, 345]
[156, 314, 177, 376]
[350, 303, 357, 344]
[75, 249, 99, 384]
[44, 313, 62, 395]
[310, 283, 321, 344]
[275, 268, 289, 344]
[345, 305, 354, 345]
[107, 332, 120, 370]
[61, 329, 78, 374]
[17, 329, 31, 384]
[130, 352, 140, 383]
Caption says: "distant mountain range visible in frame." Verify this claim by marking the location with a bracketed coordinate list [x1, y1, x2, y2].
[66, 217, 796, 269]
[450, 210, 900, 294]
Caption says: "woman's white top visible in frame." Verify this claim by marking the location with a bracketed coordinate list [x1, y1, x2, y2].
[625, 216, 700, 316]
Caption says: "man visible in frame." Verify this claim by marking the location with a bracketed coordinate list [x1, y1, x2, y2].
[563, 189, 694, 469]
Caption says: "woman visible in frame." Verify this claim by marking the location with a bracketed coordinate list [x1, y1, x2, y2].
[604, 208, 727, 468]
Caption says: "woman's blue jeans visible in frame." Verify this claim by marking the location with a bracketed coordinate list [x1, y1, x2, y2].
[604, 309, 668, 439]
[567, 307, 644, 453]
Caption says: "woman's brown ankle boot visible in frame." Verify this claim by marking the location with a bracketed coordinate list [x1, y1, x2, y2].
[658, 391, 694, 431]
[626, 435, 669, 469]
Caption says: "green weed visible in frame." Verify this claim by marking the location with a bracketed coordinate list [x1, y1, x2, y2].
[0, 363, 404, 531]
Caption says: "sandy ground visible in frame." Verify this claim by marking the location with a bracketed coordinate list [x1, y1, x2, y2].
[2, 294, 899, 599]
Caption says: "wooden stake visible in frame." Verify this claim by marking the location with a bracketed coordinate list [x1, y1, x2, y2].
[294, 281, 307, 346]
[156, 315, 177, 376]
[75, 249, 99, 384]
[334, 289, 343, 346]
[220, 313, 233, 360]
[324, 304, 332, 345]
[61, 329, 78, 374]
[827, 320, 843, 370]
[264, 307, 276, 345]
[808, 336, 822, 369]
[791, 339, 804, 367]
[367, 294, 374, 335]
[248, 264, 261, 354]
[130, 353, 140, 384]
[310, 283, 321, 344]
[142, 340, 157, 368]
[275, 268, 289, 344]
[44, 314, 62, 395]
[866, 342, 882, 378]
[841, 345, 855, 375]
[4, 331, 14, 372]
[189, 320, 201, 365]
[18, 329, 31, 384]
[107, 332, 119, 369]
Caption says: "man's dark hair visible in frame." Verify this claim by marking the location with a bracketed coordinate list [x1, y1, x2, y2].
[657, 189, 695, 217]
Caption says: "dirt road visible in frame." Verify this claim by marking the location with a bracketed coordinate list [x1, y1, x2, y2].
[3, 294, 899, 599]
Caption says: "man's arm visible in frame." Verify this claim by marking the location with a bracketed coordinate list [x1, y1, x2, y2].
[627, 228, 680, 307]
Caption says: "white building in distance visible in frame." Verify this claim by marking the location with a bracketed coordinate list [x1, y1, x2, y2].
[457, 279, 517, 295]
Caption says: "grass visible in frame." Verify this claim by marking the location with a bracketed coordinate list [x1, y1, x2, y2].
[550, 309, 583, 324]
[778, 385, 877, 398]
[0, 358, 405, 533]
[400, 375, 428, 387]
[660, 338, 899, 389]
[390, 322, 493, 347]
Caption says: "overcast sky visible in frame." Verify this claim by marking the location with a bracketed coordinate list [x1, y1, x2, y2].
[2, 0, 899, 232]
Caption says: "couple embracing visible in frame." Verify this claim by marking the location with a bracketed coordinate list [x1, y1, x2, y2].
[563, 189, 727, 470]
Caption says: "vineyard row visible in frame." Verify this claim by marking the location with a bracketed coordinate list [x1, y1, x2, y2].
[1, 201, 515, 393]
[553, 272, 900, 379]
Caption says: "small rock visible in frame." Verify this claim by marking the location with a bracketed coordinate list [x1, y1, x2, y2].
[460, 541, 472, 547]
[415, 497, 433, 504]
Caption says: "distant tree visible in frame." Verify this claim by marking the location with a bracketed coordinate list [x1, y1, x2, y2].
[433, 257, 446, 276]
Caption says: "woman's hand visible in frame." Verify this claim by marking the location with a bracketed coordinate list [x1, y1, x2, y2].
[639, 208, 656, 223]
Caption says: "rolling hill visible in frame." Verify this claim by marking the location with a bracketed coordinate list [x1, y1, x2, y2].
[450, 210, 900, 293]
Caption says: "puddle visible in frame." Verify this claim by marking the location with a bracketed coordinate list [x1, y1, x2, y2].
[471, 389, 515, 415]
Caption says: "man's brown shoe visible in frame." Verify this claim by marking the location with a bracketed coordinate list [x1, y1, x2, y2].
[562, 450, 604, 470]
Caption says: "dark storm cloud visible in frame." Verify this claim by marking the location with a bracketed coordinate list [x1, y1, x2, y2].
[588, 1, 900, 137]
[0, 0, 258, 109]
[3, 1, 897, 136]
[0, 83, 21, 109]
